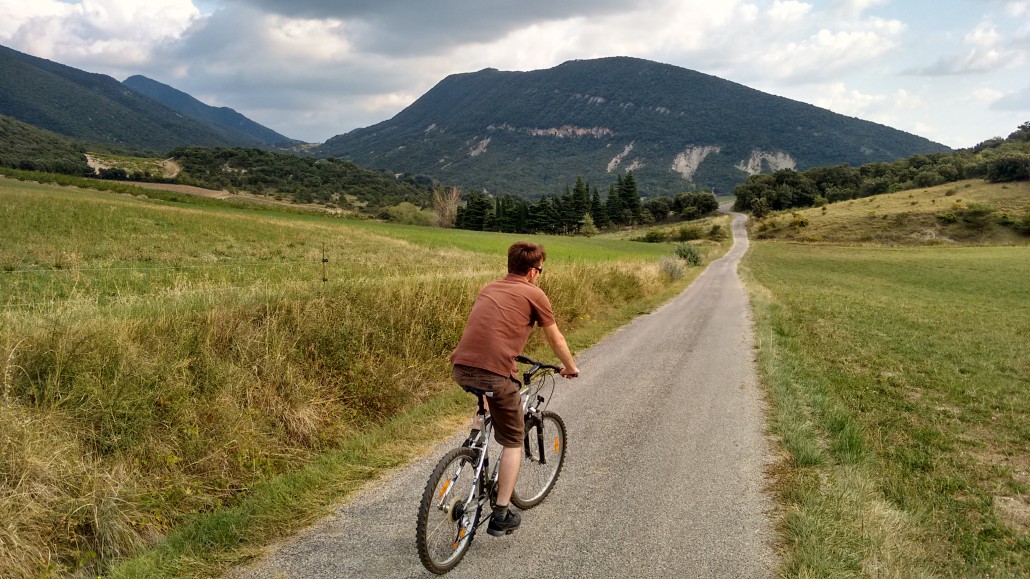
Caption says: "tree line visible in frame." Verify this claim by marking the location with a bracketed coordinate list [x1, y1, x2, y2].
[733, 122, 1030, 215]
[451, 171, 719, 234]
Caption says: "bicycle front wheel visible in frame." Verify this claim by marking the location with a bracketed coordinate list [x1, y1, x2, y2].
[416, 447, 481, 574]
[511, 410, 567, 509]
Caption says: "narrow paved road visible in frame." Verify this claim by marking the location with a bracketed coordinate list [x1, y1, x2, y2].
[233, 212, 776, 578]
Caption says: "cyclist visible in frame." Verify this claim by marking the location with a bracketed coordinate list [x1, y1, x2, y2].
[450, 241, 579, 537]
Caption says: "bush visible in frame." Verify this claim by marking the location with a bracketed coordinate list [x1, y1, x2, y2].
[674, 242, 704, 266]
[985, 153, 1030, 182]
[936, 212, 958, 224]
[635, 229, 669, 243]
[673, 223, 705, 241]
[708, 224, 729, 241]
[659, 257, 684, 280]
[959, 203, 998, 230]
[790, 213, 810, 229]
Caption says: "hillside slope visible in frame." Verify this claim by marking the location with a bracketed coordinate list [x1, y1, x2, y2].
[123, 75, 298, 147]
[317, 57, 950, 197]
[0, 44, 250, 151]
[751, 179, 1030, 245]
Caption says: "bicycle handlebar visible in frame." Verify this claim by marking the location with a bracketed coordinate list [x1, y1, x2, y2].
[515, 355, 568, 383]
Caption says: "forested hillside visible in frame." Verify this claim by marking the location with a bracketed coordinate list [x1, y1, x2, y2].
[0, 44, 292, 152]
[733, 122, 1030, 215]
[172, 147, 432, 210]
[123, 75, 299, 147]
[0, 115, 91, 174]
[318, 57, 949, 198]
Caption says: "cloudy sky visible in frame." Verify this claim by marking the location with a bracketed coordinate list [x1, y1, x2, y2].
[1, 0, 1028, 148]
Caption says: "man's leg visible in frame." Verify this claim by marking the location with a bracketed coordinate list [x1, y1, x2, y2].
[495, 444, 522, 506]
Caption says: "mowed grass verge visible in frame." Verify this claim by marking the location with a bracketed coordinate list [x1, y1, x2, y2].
[0, 177, 728, 577]
[743, 242, 1029, 576]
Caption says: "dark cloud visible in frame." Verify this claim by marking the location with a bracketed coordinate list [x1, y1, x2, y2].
[227, 0, 641, 55]
[136, 5, 434, 141]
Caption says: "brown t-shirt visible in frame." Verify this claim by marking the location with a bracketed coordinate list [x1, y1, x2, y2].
[450, 273, 556, 378]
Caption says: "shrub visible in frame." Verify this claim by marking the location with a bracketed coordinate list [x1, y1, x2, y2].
[790, 213, 810, 229]
[635, 229, 669, 243]
[985, 153, 1030, 182]
[659, 257, 684, 280]
[708, 224, 729, 241]
[673, 223, 705, 241]
[674, 242, 704, 266]
[936, 212, 958, 224]
[959, 203, 998, 230]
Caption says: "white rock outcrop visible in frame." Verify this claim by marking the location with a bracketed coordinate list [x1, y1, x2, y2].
[671, 146, 721, 181]
[736, 151, 796, 175]
[607, 143, 634, 173]
[469, 137, 491, 157]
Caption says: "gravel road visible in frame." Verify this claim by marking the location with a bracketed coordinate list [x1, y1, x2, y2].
[233, 211, 777, 578]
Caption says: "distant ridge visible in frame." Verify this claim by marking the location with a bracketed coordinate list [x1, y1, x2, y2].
[317, 56, 951, 196]
[0, 43, 293, 153]
[123, 75, 299, 147]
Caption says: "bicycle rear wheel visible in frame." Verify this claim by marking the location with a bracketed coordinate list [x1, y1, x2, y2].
[416, 447, 481, 574]
[511, 410, 567, 509]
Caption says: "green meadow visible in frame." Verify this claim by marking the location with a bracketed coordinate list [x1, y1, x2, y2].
[0, 176, 723, 577]
[744, 182, 1029, 576]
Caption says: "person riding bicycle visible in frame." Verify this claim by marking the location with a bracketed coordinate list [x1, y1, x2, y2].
[450, 241, 579, 537]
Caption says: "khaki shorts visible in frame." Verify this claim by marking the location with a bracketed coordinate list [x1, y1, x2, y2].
[452, 364, 524, 448]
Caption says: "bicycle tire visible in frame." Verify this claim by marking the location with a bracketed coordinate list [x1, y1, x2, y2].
[511, 410, 567, 509]
[416, 447, 482, 574]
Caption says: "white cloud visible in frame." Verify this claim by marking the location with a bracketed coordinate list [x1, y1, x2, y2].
[973, 88, 1005, 104]
[768, 1, 812, 22]
[0, 0, 199, 73]
[964, 21, 1000, 48]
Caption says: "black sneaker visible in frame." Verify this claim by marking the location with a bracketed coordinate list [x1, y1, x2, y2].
[487, 509, 521, 537]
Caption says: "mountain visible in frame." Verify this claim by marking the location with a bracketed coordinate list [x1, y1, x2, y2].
[0, 44, 280, 152]
[123, 75, 299, 147]
[317, 57, 951, 197]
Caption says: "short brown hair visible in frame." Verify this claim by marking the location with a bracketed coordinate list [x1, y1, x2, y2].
[508, 241, 546, 275]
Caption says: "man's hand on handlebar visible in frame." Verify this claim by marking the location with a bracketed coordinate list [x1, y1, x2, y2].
[559, 367, 580, 379]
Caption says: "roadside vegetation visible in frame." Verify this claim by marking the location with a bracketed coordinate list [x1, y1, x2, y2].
[743, 177, 1029, 576]
[0, 176, 727, 577]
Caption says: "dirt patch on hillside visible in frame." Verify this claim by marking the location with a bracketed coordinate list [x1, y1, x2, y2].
[123, 181, 349, 215]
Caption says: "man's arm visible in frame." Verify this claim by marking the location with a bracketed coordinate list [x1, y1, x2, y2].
[542, 323, 580, 378]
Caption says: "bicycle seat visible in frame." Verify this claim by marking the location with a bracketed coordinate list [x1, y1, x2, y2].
[461, 386, 493, 397]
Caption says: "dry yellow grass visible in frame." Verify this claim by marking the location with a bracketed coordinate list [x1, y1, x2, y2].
[751, 179, 1030, 245]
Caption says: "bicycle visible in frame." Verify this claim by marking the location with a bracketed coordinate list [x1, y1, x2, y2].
[415, 355, 568, 574]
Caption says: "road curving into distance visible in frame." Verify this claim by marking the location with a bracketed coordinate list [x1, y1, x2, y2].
[233, 211, 777, 578]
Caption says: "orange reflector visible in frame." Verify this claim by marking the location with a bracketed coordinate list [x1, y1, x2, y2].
[438, 480, 451, 499]
[554, 437, 560, 453]
[453, 528, 466, 548]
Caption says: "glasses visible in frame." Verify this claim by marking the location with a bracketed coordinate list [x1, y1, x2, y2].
[532, 266, 543, 274]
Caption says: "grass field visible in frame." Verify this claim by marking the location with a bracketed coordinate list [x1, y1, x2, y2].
[0, 176, 726, 577]
[744, 219, 1029, 574]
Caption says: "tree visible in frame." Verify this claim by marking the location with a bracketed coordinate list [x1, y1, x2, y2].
[1007, 121, 1030, 142]
[674, 191, 719, 219]
[645, 197, 671, 222]
[590, 186, 610, 229]
[579, 213, 599, 236]
[455, 189, 492, 230]
[605, 183, 624, 225]
[619, 171, 642, 222]
[432, 187, 461, 227]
